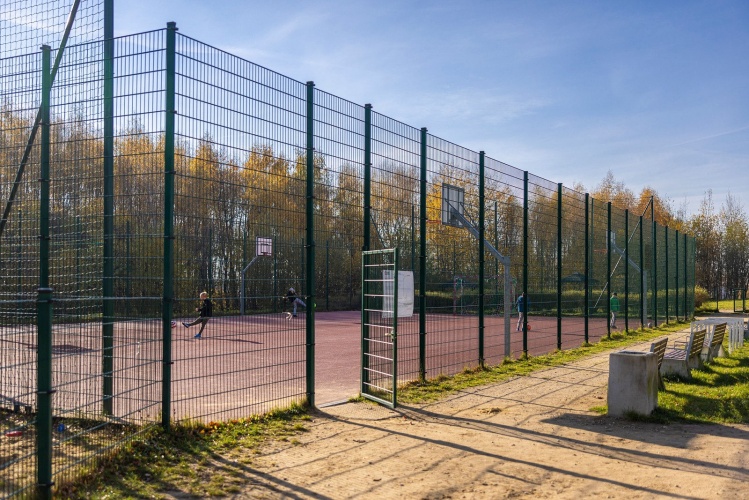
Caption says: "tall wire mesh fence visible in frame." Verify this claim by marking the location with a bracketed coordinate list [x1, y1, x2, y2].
[0, 18, 698, 498]
[1, 0, 104, 59]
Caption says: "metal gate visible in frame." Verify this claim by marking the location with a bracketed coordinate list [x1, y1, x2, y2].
[361, 249, 398, 408]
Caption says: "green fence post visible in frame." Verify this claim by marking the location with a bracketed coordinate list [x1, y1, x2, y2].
[607, 202, 611, 338]
[126, 220, 132, 317]
[305, 81, 316, 406]
[683, 233, 688, 318]
[363, 104, 372, 253]
[624, 209, 629, 332]
[326, 240, 329, 311]
[37, 44, 53, 500]
[557, 183, 562, 350]
[652, 200, 657, 326]
[494, 201, 499, 311]
[584, 193, 589, 344]
[675, 230, 679, 321]
[102, 0, 114, 416]
[478, 151, 485, 367]
[640, 215, 644, 328]
[162, 21, 177, 430]
[665, 225, 669, 324]
[411, 204, 415, 271]
[419, 127, 427, 381]
[523, 171, 528, 356]
[411, 204, 416, 271]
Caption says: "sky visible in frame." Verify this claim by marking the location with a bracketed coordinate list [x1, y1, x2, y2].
[110, 0, 749, 217]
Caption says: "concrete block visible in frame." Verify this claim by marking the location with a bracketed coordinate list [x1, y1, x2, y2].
[607, 351, 658, 417]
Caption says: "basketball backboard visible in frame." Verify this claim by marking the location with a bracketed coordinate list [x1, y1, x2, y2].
[441, 184, 464, 227]
[257, 237, 272, 256]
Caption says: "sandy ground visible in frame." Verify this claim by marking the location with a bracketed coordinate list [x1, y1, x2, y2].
[230, 334, 749, 499]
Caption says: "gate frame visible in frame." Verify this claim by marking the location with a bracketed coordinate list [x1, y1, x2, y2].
[361, 248, 399, 409]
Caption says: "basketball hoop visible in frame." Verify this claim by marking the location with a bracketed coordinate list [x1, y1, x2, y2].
[257, 237, 272, 257]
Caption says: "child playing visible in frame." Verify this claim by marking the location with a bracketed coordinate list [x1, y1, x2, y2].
[285, 287, 306, 318]
[183, 291, 213, 339]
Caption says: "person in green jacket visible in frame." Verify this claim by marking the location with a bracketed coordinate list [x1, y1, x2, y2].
[610, 292, 620, 329]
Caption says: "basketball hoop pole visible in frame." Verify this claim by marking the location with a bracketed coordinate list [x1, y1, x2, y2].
[445, 197, 512, 354]
[240, 237, 272, 315]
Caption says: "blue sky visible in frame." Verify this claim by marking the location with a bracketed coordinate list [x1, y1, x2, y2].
[114, 0, 748, 217]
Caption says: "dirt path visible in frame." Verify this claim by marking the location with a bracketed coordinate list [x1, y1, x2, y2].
[233, 334, 749, 499]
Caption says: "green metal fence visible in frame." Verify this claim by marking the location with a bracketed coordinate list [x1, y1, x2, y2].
[0, 20, 697, 498]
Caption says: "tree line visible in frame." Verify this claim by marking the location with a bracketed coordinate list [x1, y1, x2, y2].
[585, 170, 748, 299]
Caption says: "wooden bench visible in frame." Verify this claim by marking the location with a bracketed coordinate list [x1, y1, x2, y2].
[701, 323, 727, 363]
[660, 327, 707, 379]
[650, 337, 668, 390]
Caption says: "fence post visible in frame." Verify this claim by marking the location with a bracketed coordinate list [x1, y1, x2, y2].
[684, 233, 688, 318]
[675, 229, 679, 321]
[665, 225, 669, 323]
[522, 171, 528, 356]
[557, 183, 562, 350]
[102, 0, 115, 416]
[419, 127, 427, 381]
[411, 204, 415, 271]
[162, 21, 177, 430]
[305, 81, 316, 406]
[326, 240, 329, 311]
[607, 202, 611, 338]
[640, 216, 645, 327]
[363, 104, 372, 253]
[37, 44, 54, 500]
[478, 152, 485, 367]
[624, 209, 629, 332]
[651, 200, 657, 326]
[584, 193, 589, 344]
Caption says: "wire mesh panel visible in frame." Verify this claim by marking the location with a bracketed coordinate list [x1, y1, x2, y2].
[589, 198, 609, 337]
[0, 50, 43, 500]
[361, 249, 398, 408]
[655, 224, 667, 323]
[560, 186, 587, 348]
[370, 112, 420, 383]
[312, 90, 364, 310]
[527, 173, 561, 351]
[484, 158, 523, 361]
[171, 34, 308, 422]
[1, 0, 104, 59]
[627, 210, 643, 328]
[424, 136, 480, 378]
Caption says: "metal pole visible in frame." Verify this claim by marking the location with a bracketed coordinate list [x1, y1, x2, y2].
[523, 171, 528, 356]
[640, 215, 645, 327]
[675, 230, 679, 321]
[37, 44, 54, 500]
[584, 193, 589, 343]
[305, 81, 316, 406]
[652, 199, 657, 327]
[411, 204, 415, 271]
[665, 225, 669, 324]
[607, 202, 611, 338]
[326, 240, 330, 311]
[419, 127, 427, 381]
[683, 233, 688, 319]
[102, 0, 115, 416]
[478, 152, 485, 367]
[557, 183, 562, 350]
[363, 104, 372, 253]
[162, 22, 177, 430]
[624, 209, 629, 332]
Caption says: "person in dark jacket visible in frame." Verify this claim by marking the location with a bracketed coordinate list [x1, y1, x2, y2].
[285, 287, 306, 318]
[183, 291, 212, 339]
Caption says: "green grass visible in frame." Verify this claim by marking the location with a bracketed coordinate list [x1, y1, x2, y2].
[695, 298, 748, 314]
[59, 402, 310, 499]
[398, 322, 691, 404]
